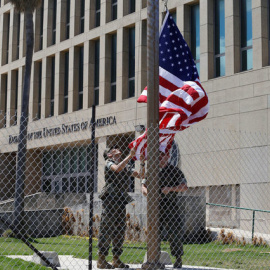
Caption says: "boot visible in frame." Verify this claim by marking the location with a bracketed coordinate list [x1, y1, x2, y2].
[112, 255, 129, 268]
[173, 257, 182, 269]
[97, 254, 115, 269]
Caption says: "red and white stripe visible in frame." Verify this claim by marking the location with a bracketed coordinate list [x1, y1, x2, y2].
[134, 66, 209, 159]
[129, 130, 175, 160]
[137, 67, 185, 105]
[159, 78, 209, 130]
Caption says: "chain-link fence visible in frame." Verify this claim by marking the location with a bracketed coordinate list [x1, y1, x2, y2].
[0, 114, 270, 270]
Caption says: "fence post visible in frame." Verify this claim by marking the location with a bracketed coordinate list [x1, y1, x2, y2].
[142, 0, 161, 269]
[252, 210, 255, 240]
[89, 105, 96, 270]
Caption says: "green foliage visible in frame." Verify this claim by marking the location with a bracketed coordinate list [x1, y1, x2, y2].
[10, 0, 42, 12]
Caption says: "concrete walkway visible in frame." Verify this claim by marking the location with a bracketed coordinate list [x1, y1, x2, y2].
[6, 255, 235, 270]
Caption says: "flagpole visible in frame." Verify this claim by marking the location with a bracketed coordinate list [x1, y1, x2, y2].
[142, 0, 161, 269]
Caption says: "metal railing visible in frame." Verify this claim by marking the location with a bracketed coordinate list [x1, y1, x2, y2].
[206, 202, 270, 239]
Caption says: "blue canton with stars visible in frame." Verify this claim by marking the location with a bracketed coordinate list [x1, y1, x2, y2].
[159, 12, 199, 82]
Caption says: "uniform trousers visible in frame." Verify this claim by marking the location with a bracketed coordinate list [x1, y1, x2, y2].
[98, 200, 126, 257]
[160, 193, 186, 258]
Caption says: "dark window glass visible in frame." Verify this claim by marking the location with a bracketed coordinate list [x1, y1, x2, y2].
[111, 84, 116, 102]
[42, 179, 51, 192]
[241, 0, 252, 71]
[50, 57, 55, 117]
[78, 176, 85, 193]
[53, 151, 61, 175]
[38, 62, 42, 119]
[64, 52, 69, 113]
[95, 0, 100, 27]
[78, 47, 84, 110]
[111, 34, 117, 102]
[40, 0, 44, 50]
[79, 147, 87, 172]
[41, 146, 97, 194]
[191, 4, 200, 75]
[3, 75, 7, 127]
[171, 11, 176, 23]
[94, 40, 100, 105]
[43, 151, 53, 176]
[6, 13, 10, 64]
[62, 178, 69, 192]
[70, 148, 79, 173]
[52, 0, 57, 45]
[14, 70, 18, 125]
[16, 13, 20, 59]
[66, 0, 70, 39]
[128, 27, 135, 98]
[62, 149, 70, 174]
[80, 0, 85, 33]
[112, 0, 117, 21]
[129, 0, 135, 13]
[87, 144, 98, 192]
[269, 0, 270, 64]
[70, 177, 77, 193]
[214, 0, 225, 77]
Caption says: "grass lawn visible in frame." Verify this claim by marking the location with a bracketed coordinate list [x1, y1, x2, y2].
[0, 256, 49, 270]
[0, 236, 270, 269]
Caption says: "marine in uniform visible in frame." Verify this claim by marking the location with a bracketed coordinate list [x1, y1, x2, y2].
[97, 146, 145, 269]
[141, 151, 188, 269]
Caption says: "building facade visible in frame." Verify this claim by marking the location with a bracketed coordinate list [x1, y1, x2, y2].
[0, 0, 269, 233]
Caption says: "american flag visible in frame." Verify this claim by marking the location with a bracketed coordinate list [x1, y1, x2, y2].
[130, 11, 209, 159]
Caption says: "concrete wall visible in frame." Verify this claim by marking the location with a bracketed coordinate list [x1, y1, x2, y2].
[0, 209, 64, 238]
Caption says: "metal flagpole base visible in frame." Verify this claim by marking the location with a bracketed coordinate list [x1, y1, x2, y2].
[141, 262, 165, 270]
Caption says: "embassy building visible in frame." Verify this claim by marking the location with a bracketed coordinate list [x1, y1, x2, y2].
[0, 0, 269, 235]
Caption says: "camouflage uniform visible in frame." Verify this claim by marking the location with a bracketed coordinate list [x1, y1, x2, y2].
[98, 159, 134, 257]
[159, 164, 187, 258]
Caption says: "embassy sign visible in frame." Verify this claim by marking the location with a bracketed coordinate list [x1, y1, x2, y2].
[8, 116, 117, 145]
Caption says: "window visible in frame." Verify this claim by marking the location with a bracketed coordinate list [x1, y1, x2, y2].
[128, 27, 135, 98]
[269, 0, 270, 64]
[64, 52, 69, 113]
[0, 74, 8, 128]
[37, 62, 42, 119]
[78, 46, 84, 110]
[129, 0, 135, 14]
[52, 0, 57, 44]
[240, 0, 252, 71]
[50, 57, 55, 117]
[16, 13, 20, 60]
[214, 0, 225, 77]
[41, 146, 98, 193]
[2, 13, 10, 65]
[171, 10, 176, 23]
[66, 0, 70, 39]
[14, 70, 19, 125]
[110, 34, 117, 102]
[112, 0, 117, 21]
[94, 40, 100, 105]
[95, 0, 100, 27]
[6, 13, 10, 63]
[80, 0, 85, 33]
[191, 4, 200, 75]
[39, 0, 44, 50]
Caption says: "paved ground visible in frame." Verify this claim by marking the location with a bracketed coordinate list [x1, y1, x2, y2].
[7, 255, 235, 270]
